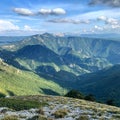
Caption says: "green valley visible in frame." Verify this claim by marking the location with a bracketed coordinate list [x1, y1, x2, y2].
[0, 33, 120, 106]
[0, 59, 66, 96]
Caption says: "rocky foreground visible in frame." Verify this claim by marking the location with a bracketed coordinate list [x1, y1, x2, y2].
[0, 95, 120, 120]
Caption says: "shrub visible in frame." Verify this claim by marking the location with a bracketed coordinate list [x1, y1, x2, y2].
[106, 99, 115, 106]
[28, 115, 51, 120]
[37, 108, 44, 115]
[1, 115, 19, 120]
[65, 90, 96, 102]
[65, 90, 84, 99]
[0, 92, 6, 98]
[52, 109, 68, 118]
[85, 94, 96, 101]
[0, 98, 46, 111]
[38, 115, 48, 120]
[76, 115, 89, 120]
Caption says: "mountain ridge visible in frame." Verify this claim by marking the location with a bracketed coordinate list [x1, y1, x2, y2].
[0, 33, 120, 106]
[77, 64, 120, 106]
[1, 33, 120, 75]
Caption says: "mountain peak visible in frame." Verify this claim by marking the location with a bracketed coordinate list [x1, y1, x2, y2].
[42, 32, 53, 37]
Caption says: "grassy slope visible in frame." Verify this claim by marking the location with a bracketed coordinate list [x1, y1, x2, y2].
[12, 95, 120, 119]
[77, 65, 120, 106]
[0, 59, 66, 96]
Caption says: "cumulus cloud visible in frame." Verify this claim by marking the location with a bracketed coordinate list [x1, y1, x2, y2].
[52, 8, 66, 15]
[38, 8, 66, 15]
[13, 8, 34, 16]
[89, 0, 120, 7]
[24, 25, 32, 31]
[106, 18, 119, 25]
[13, 8, 66, 16]
[111, 24, 120, 29]
[96, 16, 120, 32]
[0, 20, 19, 31]
[48, 18, 90, 24]
[94, 25, 103, 30]
[39, 9, 52, 15]
[97, 16, 107, 21]
[0, 21, 46, 36]
[97, 16, 119, 25]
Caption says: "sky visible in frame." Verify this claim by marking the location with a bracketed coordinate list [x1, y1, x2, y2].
[0, 0, 120, 36]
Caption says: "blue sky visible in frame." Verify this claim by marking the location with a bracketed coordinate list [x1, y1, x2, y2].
[0, 0, 120, 36]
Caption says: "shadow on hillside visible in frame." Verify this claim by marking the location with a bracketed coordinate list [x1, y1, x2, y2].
[0, 50, 30, 71]
[35, 65, 77, 89]
[7, 90, 16, 96]
[40, 88, 60, 96]
[37, 72, 76, 89]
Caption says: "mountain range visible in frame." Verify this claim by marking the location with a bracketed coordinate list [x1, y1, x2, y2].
[77, 64, 120, 106]
[0, 33, 120, 106]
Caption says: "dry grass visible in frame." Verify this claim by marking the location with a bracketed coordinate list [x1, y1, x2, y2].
[52, 108, 68, 118]
[1, 115, 19, 120]
[76, 115, 89, 120]
[11, 95, 120, 119]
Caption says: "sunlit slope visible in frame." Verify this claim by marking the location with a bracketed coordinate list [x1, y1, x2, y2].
[0, 59, 66, 96]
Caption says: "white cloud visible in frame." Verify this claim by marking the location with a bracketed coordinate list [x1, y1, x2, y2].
[0, 20, 46, 36]
[39, 9, 52, 15]
[24, 25, 32, 31]
[48, 18, 90, 24]
[52, 8, 66, 15]
[97, 16, 119, 25]
[0, 20, 19, 31]
[91, 23, 120, 34]
[111, 25, 120, 29]
[13, 8, 34, 16]
[106, 18, 119, 25]
[38, 8, 66, 15]
[13, 8, 66, 16]
[94, 25, 103, 30]
[97, 16, 107, 21]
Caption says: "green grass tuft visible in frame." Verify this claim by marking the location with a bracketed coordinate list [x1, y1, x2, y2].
[0, 98, 46, 111]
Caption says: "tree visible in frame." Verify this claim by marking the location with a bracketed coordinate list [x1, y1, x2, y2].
[65, 90, 84, 99]
[106, 99, 115, 106]
[85, 94, 96, 101]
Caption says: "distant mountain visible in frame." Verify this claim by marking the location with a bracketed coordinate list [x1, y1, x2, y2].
[80, 33, 120, 41]
[0, 33, 120, 106]
[1, 33, 120, 75]
[0, 36, 26, 45]
[77, 64, 120, 106]
[15, 44, 64, 65]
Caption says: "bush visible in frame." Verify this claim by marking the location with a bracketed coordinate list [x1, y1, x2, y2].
[65, 90, 84, 99]
[106, 99, 115, 106]
[28, 115, 52, 120]
[0, 98, 46, 111]
[65, 90, 96, 102]
[76, 115, 89, 120]
[1, 115, 19, 120]
[85, 94, 96, 101]
[52, 109, 68, 118]
[37, 108, 44, 115]
[0, 93, 6, 98]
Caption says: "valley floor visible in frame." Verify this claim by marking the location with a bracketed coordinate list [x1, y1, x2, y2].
[0, 95, 120, 120]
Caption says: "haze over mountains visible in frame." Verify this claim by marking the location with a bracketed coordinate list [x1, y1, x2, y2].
[0, 33, 120, 106]
[0, 36, 26, 45]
